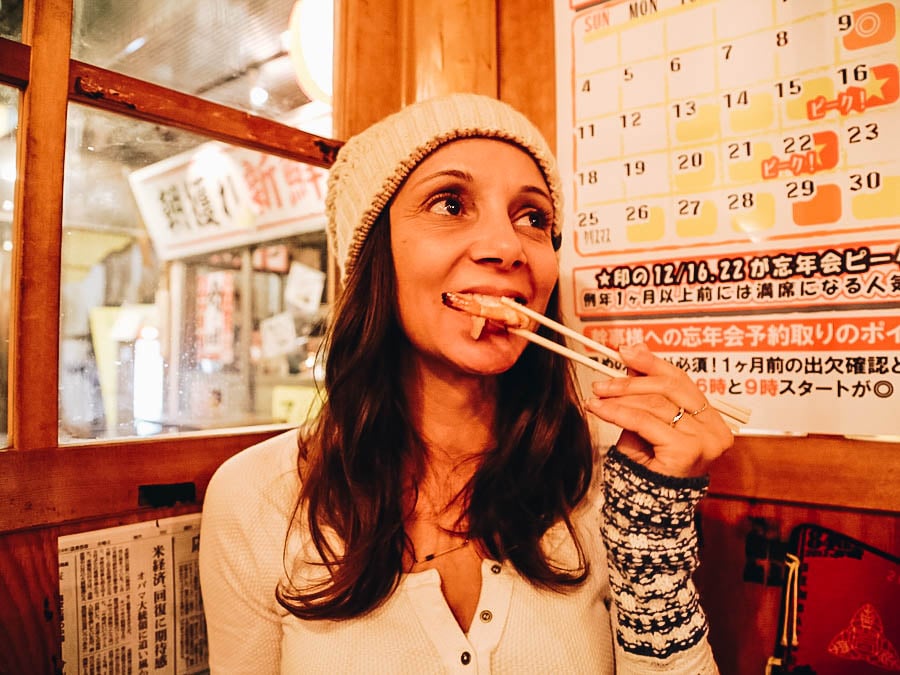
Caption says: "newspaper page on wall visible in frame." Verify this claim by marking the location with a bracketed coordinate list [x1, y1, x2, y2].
[554, 0, 900, 436]
[59, 514, 207, 674]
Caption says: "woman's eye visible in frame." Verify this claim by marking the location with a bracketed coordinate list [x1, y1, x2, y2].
[516, 208, 551, 230]
[429, 195, 463, 216]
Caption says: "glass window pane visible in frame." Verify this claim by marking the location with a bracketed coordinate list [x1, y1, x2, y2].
[60, 104, 329, 443]
[0, 85, 16, 448]
[71, 0, 333, 137]
[0, 0, 23, 41]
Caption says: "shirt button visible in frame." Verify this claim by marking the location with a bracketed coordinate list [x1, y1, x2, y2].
[480, 610, 493, 623]
[461, 651, 471, 665]
[490, 563, 501, 574]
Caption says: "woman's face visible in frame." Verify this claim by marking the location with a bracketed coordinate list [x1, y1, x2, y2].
[388, 138, 559, 376]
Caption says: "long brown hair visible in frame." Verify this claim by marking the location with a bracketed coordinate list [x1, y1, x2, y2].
[276, 211, 594, 619]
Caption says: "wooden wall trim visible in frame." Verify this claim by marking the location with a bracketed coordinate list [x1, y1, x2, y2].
[0, 38, 29, 88]
[68, 60, 342, 168]
[0, 527, 61, 674]
[709, 434, 900, 513]
[0, 428, 285, 533]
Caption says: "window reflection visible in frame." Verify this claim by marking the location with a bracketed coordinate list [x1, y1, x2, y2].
[71, 0, 333, 136]
[0, 0, 22, 41]
[0, 85, 15, 448]
[60, 104, 328, 442]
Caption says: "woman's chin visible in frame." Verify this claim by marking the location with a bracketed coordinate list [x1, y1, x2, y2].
[446, 336, 523, 375]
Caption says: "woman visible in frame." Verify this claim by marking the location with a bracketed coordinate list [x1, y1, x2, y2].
[199, 93, 732, 673]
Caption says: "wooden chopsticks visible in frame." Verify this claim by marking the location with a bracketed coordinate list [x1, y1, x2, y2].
[499, 297, 751, 432]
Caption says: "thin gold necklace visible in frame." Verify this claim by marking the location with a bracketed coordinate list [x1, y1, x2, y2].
[413, 537, 470, 564]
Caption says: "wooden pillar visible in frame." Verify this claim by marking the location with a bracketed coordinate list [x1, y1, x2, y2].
[399, 0, 497, 104]
[10, 0, 73, 449]
[333, 0, 499, 139]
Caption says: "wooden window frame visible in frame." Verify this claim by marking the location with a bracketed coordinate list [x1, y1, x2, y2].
[0, 0, 341, 534]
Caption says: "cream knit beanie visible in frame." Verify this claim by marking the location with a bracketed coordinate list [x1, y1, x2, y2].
[325, 93, 563, 284]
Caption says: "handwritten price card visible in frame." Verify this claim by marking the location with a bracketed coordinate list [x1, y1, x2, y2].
[554, 0, 900, 436]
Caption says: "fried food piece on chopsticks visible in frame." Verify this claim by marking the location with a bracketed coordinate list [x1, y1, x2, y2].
[441, 291, 532, 339]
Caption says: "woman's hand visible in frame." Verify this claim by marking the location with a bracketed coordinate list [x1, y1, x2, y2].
[584, 342, 733, 477]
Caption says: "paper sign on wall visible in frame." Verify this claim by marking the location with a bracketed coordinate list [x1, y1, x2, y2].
[59, 515, 207, 674]
[554, 0, 900, 436]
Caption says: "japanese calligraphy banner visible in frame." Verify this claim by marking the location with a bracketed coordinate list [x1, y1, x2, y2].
[554, 0, 900, 436]
[129, 142, 328, 260]
[59, 515, 207, 674]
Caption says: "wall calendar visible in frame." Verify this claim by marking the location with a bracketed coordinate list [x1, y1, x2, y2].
[554, 0, 900, 436]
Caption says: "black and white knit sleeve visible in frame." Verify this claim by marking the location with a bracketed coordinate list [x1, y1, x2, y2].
[601, 446, 719, 674]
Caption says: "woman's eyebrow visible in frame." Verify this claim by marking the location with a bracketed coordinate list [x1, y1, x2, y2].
[407, 168, 474, 190]
[520, 184, 552, 202]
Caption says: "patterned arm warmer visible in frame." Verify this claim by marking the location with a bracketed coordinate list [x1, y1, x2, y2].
[601, 446, 711, 660]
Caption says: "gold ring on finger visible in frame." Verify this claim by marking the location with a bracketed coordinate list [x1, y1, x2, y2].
[670, 407, 686, 427]
[690, 402, 709, 416]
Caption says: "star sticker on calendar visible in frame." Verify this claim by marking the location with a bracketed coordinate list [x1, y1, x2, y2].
[806, 63, 899, 120]
[863, 63, 899, 107]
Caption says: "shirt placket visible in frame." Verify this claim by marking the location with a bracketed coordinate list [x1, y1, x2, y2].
[402, 560, 513, 673]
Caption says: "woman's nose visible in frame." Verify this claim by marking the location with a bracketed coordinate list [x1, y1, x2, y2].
[469, 209, 526, 269]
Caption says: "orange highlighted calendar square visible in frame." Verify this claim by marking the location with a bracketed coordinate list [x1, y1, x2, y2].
[792, 183, 842, 226]
[842, 3, 896, 50]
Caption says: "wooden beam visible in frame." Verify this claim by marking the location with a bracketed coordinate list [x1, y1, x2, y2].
[0, 428, 284, 532]
[68, 60, 341, 168]
[9, 0, 73, 450]
[0, 38, 29, 88]
[708, 434, 900, 513]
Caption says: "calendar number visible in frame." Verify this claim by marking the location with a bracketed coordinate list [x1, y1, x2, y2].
[624, 161, 646, 176]
[578, 171, 598, 185]
[786, 180, 815, 199]
[677, 199, 701, 216]
[723, 90, 749, 108]
[626, 205, 649, 221]
[727, 141, 752, 160]
[672, 100, 697, 118]
[620, 112, 642, 128]
[576, 210, 600, 227]
[849, 172, 882, 191]
[676, 152, 703, 170]
[838, 64, 869, 84]
[847, 123, 879, 143]
[727, 192, 755, 210]
[783, 134, 813, 153]
[774, 79, 802, 97]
